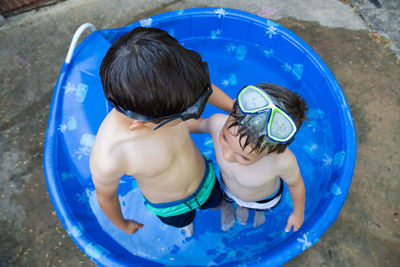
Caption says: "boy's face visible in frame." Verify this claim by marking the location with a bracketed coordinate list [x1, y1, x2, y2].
[218, 116, 266, 166]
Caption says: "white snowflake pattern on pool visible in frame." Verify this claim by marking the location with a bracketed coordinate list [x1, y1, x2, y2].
[140, 18, 153, 27]
[63, 82, 88, 103]
[214, 8, 227, 18]
[74, 133, 96, 159]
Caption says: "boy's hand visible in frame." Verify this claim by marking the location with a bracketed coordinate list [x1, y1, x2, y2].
[122, 220, 144, 234]
[285, 213, 304, 232]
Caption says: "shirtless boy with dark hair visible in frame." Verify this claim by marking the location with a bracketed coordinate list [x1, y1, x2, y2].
[90, 27, 233, 237]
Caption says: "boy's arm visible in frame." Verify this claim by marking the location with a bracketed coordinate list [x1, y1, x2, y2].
[90, 160, 144, 234]
[208, 84, 234, 113]
[186, 113, 224, 133]
[280, 152, 306, 232]
[185, 118, 210, 133]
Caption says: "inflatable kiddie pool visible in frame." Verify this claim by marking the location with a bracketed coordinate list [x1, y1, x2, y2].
[44, 7, 356, 266]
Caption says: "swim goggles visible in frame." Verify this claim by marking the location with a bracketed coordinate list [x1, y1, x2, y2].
[114, 83, 212, 130]
[236, 85, 297, 144]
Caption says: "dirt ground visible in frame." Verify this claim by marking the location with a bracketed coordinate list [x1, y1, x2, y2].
[279, 17, 400, 266]
[0, 1, 399, 267]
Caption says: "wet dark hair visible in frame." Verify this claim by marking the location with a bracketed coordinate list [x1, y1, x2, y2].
[100, 27, 210, 120]
[228, 83, 308, 155]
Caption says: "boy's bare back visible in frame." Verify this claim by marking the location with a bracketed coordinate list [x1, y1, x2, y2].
[90, 109, 205, 204]
[91, 27, 232, 235]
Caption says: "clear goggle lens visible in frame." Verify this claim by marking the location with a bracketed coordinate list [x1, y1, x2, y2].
[268, 109, 296, 142]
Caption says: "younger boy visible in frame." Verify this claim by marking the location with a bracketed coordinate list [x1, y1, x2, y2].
[187, 83, 307, 231]
[90, 27, 233, 237]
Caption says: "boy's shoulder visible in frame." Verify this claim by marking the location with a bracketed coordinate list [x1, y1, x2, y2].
[90, 141, 126, 183]
[93, 118, 126, 152]
[269, 149, 300, 179]
[90, 112, 134, 177]
[267, 148, 297, 169]
[270, 148, 302, 183]
[207, 113, 228, 131]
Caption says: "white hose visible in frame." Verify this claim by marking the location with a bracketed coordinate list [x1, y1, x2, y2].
[65, 23, 97, 64]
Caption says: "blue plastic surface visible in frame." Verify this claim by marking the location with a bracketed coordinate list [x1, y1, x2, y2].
[44, 8, 356, 266]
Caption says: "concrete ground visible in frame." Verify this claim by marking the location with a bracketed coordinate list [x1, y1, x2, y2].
[0, 0, 399, 266]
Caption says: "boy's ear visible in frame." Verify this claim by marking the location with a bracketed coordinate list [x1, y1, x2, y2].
[129, 120, 146, 131]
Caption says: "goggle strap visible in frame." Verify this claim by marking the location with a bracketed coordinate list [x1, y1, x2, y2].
[153, 115, 181, 130]
[153, 84, 212, 130]
[114, 104, 160, 121]
[287, 137, 295, 145]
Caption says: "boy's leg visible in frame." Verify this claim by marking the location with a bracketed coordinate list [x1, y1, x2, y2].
[253, 210, 266, 228]
[181, 223, 194, 237]
[157, 210, 196, 228]
[157, 211, 196, 237]
[236, 206, 249, 225]
[157, 210, 196, 237]
[198, 178, 223, 210]
[155, 173, 222, 237]
[221, 199, 235, 231]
